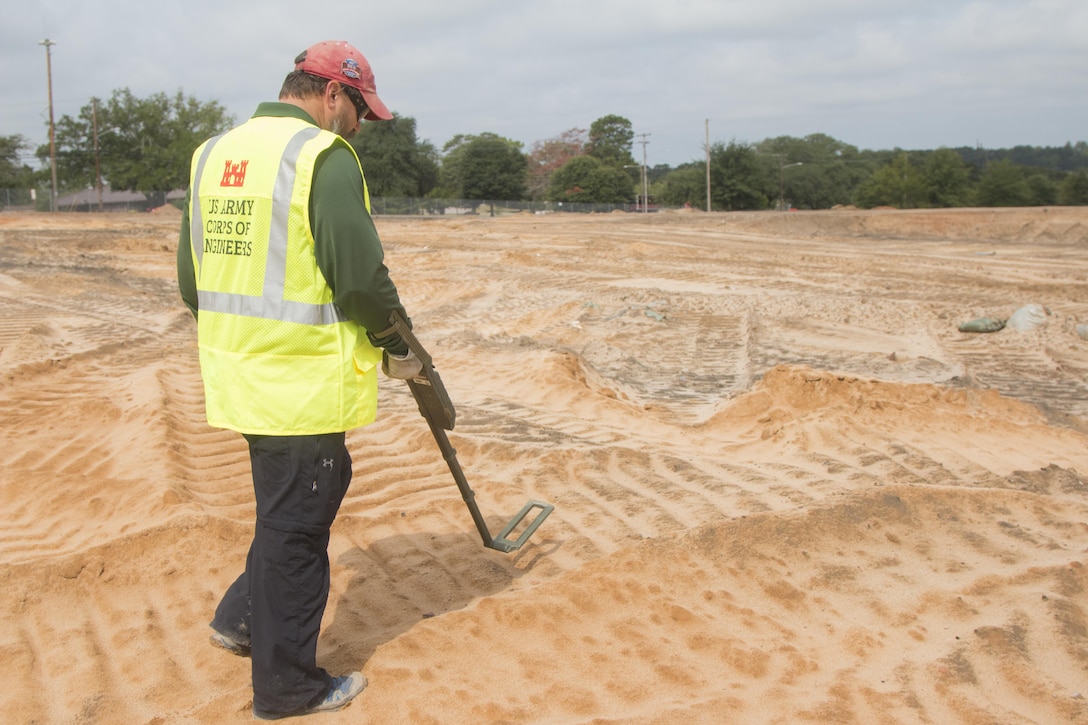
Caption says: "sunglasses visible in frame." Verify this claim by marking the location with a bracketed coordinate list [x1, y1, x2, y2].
[340, 85, 369, 122]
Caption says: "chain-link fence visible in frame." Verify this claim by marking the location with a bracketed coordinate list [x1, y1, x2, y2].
[367, 197, 656, 216]
[0, 188, 181, 213]
[0, 188, 44, 211]
[1, 189, 663, 216]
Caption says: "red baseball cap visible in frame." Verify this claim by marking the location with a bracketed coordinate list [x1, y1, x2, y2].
[294, 40, 393, 121]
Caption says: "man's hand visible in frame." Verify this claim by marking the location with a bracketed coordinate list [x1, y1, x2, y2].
[382, 349, 423, 380]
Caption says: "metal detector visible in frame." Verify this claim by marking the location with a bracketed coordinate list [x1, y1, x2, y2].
[380, 311, 554, 553]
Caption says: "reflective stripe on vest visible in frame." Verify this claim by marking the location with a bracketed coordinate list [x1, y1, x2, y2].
[190, 126, 346, 327]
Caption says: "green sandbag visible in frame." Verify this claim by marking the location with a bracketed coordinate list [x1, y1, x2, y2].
[958, 317, 1006, 333]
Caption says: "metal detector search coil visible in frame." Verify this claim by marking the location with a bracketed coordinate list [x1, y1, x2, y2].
[386, 311, 554, 553]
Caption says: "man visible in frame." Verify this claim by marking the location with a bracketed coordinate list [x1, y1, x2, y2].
[177, 40, 422, 719]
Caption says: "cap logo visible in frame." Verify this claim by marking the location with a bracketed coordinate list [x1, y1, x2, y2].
[340, 58, 362, 80]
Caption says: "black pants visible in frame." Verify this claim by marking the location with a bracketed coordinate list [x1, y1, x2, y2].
[211, 432, 352, 716]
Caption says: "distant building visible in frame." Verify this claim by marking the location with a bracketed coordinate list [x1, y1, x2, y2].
[54, 186, 186, 213]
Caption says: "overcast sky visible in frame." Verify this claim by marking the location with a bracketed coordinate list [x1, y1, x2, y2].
[4, 0, 1086, 168]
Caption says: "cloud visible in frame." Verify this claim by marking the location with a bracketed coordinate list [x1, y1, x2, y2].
[3, 0, 1086, 170]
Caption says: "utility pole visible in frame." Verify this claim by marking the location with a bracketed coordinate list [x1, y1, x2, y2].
[705, 119, 711, 212]
[40, 39, 58, 212]
[93, 99, 103, 212]
[635, 132, 651, 212]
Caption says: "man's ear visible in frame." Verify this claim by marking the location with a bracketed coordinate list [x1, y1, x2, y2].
[322, 81, 341, 110]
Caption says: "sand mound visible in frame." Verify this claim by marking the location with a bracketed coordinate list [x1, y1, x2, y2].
[362, 484, 1088, 723]
[698, 207, 1088, 245]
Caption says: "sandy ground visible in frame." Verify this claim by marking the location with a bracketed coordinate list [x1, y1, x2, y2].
[1, 205, 1087, 724]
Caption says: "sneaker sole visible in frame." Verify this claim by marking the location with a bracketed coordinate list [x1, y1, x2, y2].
[209, 632, 251, 658]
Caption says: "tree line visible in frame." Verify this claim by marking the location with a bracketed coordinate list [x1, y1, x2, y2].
[3, 87, 1087, 210]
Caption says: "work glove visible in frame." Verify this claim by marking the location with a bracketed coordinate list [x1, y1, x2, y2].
[382, 348, 423, 380]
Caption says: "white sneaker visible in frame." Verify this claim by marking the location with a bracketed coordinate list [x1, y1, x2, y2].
[253, 673, 367, 719]
[310, 672, 367, 713]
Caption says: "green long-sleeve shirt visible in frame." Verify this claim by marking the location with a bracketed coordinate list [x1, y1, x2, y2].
[177, 102, 409, 355]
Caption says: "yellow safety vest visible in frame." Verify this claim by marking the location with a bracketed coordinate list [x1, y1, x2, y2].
[187, 116, 383, 435]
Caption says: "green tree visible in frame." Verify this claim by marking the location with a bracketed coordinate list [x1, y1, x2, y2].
[0, 135, 42, 208]
[646, 163, 672, 186]
[768, 162, 822, 210]
[1003, 141, 1088, 172]
[434, 133, 470, 197]
[527, 128, 587, 201]
[757, 133, 857, 163]
[548, 155, 632, 204]
[43, 88, 233, 204]
[1026, 173, 1058, 205]
[755, 134, 870, 209]
[818, 156, 875, 208]
[438, 133, 527, 212]
[1, 135, 37, 187]
[350, 114, 439, 197]
[923, 148, 971, 207]
[1058, 170, 1088, 205]
[976, 159, 1033, 206]
[587, 115, 635, 168]
[856, 152, 927, 208]
[657, 163, 705, 208]
[708, 141, 769, 211]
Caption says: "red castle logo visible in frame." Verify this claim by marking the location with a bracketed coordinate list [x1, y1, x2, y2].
[220, 159, 249, 187]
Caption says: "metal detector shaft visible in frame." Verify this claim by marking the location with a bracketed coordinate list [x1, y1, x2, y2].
[381, 311, 553, 553]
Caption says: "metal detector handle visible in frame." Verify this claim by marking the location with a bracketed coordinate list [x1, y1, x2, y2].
[418, 408, 498, 549]
[383, 310, 455, 430]
[385, 309, 432, 368]
[382, 310, 554, 552]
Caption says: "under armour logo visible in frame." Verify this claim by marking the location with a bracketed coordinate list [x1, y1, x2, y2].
[220, 159, 249, 187]
[322, 458, 334, 470]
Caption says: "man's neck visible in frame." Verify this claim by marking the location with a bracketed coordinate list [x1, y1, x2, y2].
[279, 95, 324, 129]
